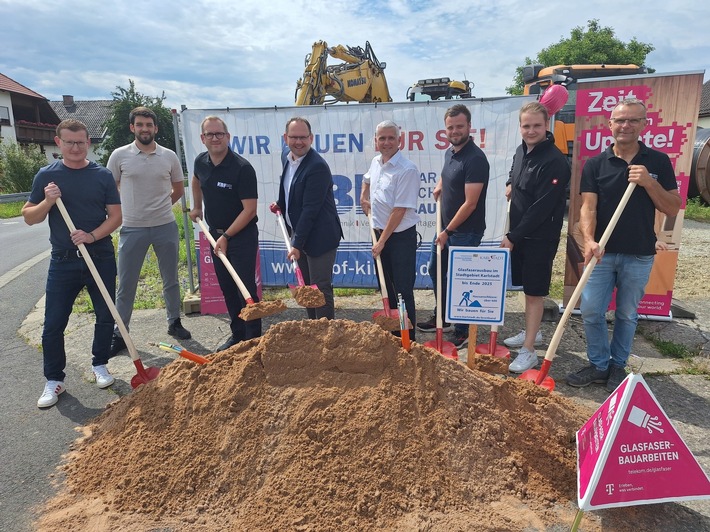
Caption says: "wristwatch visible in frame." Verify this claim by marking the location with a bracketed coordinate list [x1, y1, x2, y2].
[445, 228, 455, 236]
[222, 232, 232, 241]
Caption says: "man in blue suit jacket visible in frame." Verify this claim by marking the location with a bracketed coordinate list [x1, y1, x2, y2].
[273, 117, 342, 319]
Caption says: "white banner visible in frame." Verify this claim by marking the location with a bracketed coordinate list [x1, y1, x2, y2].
[180, 98, 531, 288]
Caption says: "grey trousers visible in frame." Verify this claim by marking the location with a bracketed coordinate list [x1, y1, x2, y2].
[114, 221, 181, 335]
[297, 247, 337, 320]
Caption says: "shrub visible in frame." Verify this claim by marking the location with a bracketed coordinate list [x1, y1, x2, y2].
[0, 142, 48, 193]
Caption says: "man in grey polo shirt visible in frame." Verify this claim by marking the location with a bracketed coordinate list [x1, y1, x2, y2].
[107, 106, 191, 355]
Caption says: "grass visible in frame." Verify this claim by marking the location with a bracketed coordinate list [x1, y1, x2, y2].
[263, 287, 376, 301]
[0, 200, 24, 218]
[640, 330, 710, 376]
[74, 206, 198, 313]
[685, 197, 710, 223]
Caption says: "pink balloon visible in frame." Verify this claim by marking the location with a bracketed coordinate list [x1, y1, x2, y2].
[539, 84, 569, 116]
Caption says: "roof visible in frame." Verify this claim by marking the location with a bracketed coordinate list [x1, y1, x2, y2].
[49, 99, 114, 140]
[0, 72, 47, 99]
[700, 80, 710, 118]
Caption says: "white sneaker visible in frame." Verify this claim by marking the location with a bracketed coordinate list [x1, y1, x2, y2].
[509, 347, 539, 373]
[503, 330, 543, 348]
[37, 380, 65, 408]
[92, 365, 115, 388]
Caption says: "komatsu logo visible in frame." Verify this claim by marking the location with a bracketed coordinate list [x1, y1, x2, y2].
[347, 77, 367, 87]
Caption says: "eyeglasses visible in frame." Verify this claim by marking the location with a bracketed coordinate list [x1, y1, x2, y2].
[203, 132, 227, 139]
[610, 118, 646, 125]
[60, 139, 87, 148]
[287, 135, 310, 142]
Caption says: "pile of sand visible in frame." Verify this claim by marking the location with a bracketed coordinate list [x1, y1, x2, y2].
[38, 319, 594, 531]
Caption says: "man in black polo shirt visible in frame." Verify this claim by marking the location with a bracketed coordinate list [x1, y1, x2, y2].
[189, 116, 261, 350]
[416, 104, 490, 348]
[566, 98, 680, 392]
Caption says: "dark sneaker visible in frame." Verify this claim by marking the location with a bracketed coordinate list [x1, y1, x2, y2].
[452, 333, 468, 349]
[606, 364, 628, 392]
[217, 336, 238, 351]
[566, 364, 610, 388]
[110, 334, 127, 357]
[416, 315, 453, 333]
[168, 318, 192, 340]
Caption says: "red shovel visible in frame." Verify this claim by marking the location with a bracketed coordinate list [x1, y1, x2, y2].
[476, 201, 511, 360]
[56, 198, 160, 389]
[424, 198, 457, 360]
[520, 182, 637, 391]
[269, 205, 324, 307]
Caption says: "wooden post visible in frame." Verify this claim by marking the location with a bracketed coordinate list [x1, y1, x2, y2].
[466, 325, 478, 369]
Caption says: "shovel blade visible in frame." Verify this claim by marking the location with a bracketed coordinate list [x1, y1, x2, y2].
[423, 339, 458, 360]
[519, 369, 555, 392]
[130, 360, 160, 389]
[474, 343, 511, 359]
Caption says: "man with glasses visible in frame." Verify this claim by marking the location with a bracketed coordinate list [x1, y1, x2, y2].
[566, 98, 681, 391]
[107, 106, 191, 357]
[271, 117, 342, 319]
[360, 120, 420, 341]
[189, 116, 261, 350]
[23, 119, 122, 407]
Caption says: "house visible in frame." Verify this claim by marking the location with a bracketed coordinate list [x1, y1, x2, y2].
[699, 80, 710, 129]
[49, 96, 113, 162]
[0, 72, 60, 163]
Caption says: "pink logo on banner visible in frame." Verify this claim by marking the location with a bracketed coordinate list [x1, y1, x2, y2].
[576, 85, 652, 117]
[198, 234, 228, 315]
[197, 234, 263, 315]
[577, 373, 710, 510]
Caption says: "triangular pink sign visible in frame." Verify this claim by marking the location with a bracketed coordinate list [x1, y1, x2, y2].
[577, 372, 710, 510]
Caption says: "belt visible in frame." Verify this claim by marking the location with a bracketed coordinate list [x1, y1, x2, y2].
[51, 249, 107, 260]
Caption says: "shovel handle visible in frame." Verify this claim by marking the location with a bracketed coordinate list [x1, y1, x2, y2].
[273, 208, 306, 287]
[536, 182, 637, 384]
[435, 198, 444, 330]
[368, 212, 392, 312]
[55, 198, 143, 363]
[195, 218, 255, 305]
[158, 342, 209, 364]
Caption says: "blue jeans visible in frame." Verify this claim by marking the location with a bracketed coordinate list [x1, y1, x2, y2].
[42, 252, 117, 381]
[428, 231, 483, 335]
[580, 253, 654, 370]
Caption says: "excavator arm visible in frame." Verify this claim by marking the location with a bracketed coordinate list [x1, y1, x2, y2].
[295, 41, 392, 106]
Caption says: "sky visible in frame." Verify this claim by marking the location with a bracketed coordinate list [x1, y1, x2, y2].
[1, 0, 708, 110]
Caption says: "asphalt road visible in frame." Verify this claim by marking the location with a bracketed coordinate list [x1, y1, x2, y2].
[3, 212, 710, 531]
[0, 216, 114, 532]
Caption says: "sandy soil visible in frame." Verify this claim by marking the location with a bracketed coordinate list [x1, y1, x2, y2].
[37, 319, 597, 531]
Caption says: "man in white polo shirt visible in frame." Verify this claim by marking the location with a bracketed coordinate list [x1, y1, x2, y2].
[360, 119, 420, 341]
[107, 106, 190, 355]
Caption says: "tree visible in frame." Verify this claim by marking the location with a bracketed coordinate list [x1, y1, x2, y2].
[506, 20, 655, 95]
[99, 80, 176, 165]
[0, 142, 48, 193]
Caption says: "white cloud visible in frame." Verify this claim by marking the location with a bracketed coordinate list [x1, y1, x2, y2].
[0, 0, 707, 111]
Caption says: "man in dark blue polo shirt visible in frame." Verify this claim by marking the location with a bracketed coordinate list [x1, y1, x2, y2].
[189, 116, 261, 351]
[416, 104, 489, 348]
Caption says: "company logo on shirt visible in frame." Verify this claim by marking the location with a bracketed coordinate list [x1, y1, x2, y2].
[217, 182, 233, 190]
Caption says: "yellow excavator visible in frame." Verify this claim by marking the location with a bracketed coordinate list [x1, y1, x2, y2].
[295, 41, 392, 105]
